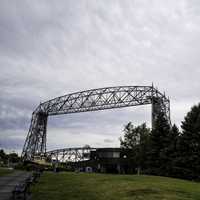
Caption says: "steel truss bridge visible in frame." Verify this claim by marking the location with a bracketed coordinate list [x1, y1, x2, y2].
[46, 147, 96, 163]
[22, 85, 170, 161]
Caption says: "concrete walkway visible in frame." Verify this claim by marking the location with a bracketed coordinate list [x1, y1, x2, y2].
[0, 170, 32, 200]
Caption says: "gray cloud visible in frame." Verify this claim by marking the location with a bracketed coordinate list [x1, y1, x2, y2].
[104, 139, 114, 143]
[0, 0, 200, 153]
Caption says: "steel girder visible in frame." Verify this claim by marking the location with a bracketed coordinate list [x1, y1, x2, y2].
[21, 86, 170, 161]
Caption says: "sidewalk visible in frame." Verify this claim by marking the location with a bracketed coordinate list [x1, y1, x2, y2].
[0, 170, 32, 200]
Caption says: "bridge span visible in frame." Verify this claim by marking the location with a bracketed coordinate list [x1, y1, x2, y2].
[22, 85, 171, 161]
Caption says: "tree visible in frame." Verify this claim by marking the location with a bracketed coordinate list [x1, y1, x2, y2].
[147, 112, 171, 175]
[135, 123, 151, 173]
[0, 149, 21, 165]
[8, 152, 20, 163]
[120, 122, 151, 173]
[120, 122, 137, 149]
[178, 103, 200, 179]
[166, 124, 180, 176]
[170, 124, 180, 152]
[0, 149, 7, 164]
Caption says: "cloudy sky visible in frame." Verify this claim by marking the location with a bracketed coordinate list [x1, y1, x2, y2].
[0, 0, 200, 154]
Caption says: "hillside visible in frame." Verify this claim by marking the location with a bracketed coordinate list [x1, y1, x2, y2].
[32, 172, 200, 200]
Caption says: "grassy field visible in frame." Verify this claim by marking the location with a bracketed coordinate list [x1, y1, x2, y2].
[0, 167, 14, 176]
[31, 172, 200, 200]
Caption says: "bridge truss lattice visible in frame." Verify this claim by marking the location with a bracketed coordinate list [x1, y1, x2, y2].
[46, 147, 96, 163]
[22, 85, 170, 161]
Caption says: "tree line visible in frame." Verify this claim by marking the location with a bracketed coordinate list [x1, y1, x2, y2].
[120, 103, 200, 180]
[0, 150, 20, 166]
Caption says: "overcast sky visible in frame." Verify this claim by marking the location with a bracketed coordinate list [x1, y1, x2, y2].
[0, 0, 200, 154]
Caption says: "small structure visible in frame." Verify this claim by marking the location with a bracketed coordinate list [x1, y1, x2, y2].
[90, 148, 121, 173]
[70, 148, 133, 174]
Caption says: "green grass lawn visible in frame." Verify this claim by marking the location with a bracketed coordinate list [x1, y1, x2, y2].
[31, 172, 200, 200]
[0, 167, 14, 176]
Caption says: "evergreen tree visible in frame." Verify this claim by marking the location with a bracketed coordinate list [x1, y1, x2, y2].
[136, 123, 151, 173]
[170, 124, 180, 152]
[147, 112, 171, 175]
[166, 124, 180, 176]
[178, 103, 200, 179]
[120, 122, 137, 173]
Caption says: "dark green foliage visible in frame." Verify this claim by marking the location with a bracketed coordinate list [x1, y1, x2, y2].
[120, 113, 181, 178]
[0, 149, 8, 165]
[147, 112, 172, 175]
[120, 122, 150, 149]
[127, 104, 200, 180]
[0, 149, 7, 161]
[0, 149, 20, 166]
[120, 122, 151, 173]
[8, 152, 20, 163]
[167, 124, 180, 176]
[120, 122, 137, 149]
[177, 103, 200, 180]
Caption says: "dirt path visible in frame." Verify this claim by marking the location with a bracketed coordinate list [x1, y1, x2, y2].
[0, 170, 32, 200]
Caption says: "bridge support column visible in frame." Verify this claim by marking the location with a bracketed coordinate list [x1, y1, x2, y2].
[152, 96, 170, 129]
[22, 110, 48, 161]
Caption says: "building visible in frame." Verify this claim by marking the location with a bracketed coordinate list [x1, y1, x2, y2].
[71, 148, 135, 174]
